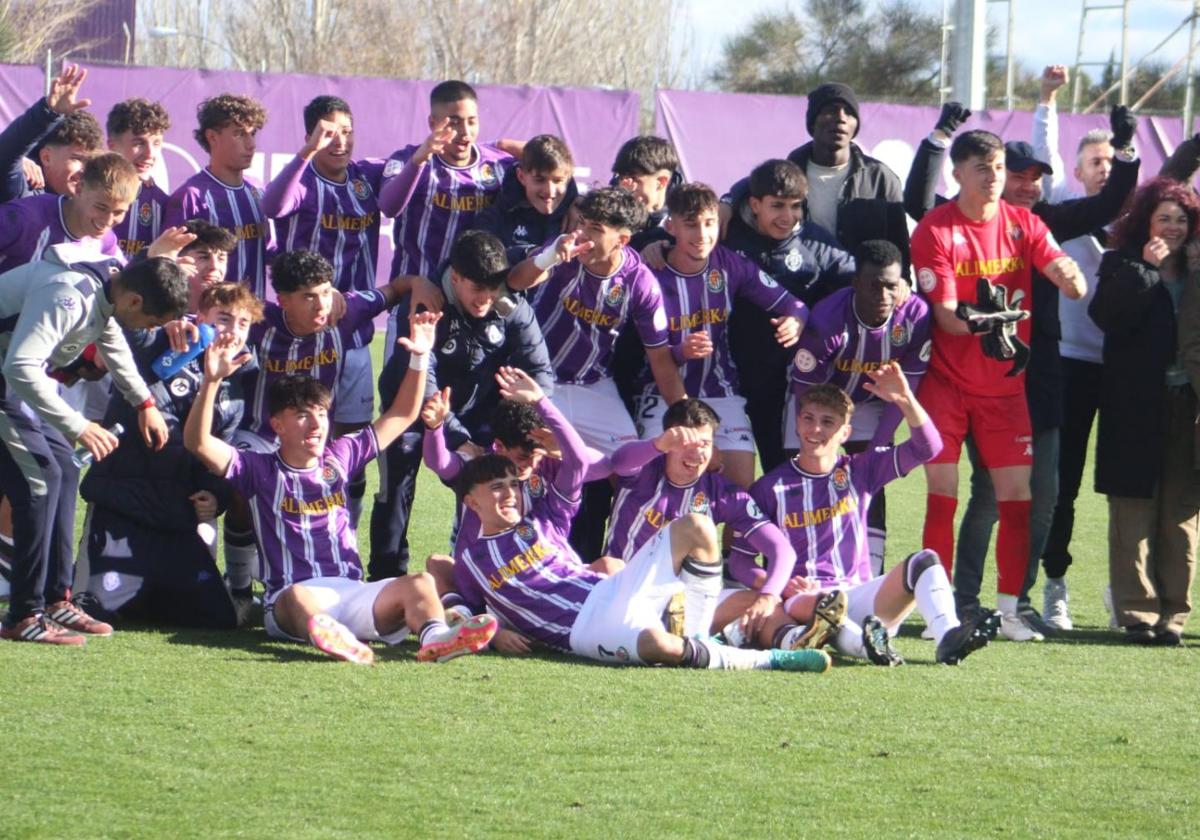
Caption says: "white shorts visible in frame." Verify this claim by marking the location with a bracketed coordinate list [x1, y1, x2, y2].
[821, 575, 913, 637]
[569, 526, 681, 664]
[549, 378, 638, 456]
[634, 393, 756, 453]
[783, 394, 885, 450]
[232, 429, 278, 453]
[333, 346, 374, 424]
[59, 376, 112, 423]
[264, 576, 410, 645]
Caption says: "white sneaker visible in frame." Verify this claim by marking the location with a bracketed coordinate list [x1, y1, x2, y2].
[999, 612, 1044, 641]
[1102, 585, 1118, 629]
[1042, 577, 1073, 631]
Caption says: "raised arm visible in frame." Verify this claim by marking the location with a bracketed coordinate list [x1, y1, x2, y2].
[378, 121, 455, 217]
[506, 231, 592, 291]
[904, 102, 968, 223]
[1032, 66, 1069, 202]
[420, 387, 467, 482]
[184, 333, 247, 476]
[372, 310, 440, 450]
[495, 366, 587, 499]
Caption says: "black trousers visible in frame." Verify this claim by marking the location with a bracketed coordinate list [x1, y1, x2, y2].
[368, 424, 424, 580]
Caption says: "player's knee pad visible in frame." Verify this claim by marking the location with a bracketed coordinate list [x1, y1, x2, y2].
[903, 549, 941, 593]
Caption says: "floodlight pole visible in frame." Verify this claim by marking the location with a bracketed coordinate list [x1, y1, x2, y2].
[951, 0, 986, 110]
[1185, 2, 1200, 136]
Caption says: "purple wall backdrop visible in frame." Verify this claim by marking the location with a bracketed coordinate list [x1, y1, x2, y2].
[656, 88, 1185, 198]
[0, 62, 640, 282]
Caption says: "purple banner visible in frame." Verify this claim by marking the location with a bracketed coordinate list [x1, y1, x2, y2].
[0, 62, 640, 281]
[656, 88, 1184, 198]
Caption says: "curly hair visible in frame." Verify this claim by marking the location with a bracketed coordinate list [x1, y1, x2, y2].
[106, 98, 170, 138]
[1111, 177, 1200, 266]
[198, 282, 265, 324]
[43, 111, 102, 151]
[270, 250, 334, 294]
[193, 94, 267, 152]
[577, 187, 647, 233]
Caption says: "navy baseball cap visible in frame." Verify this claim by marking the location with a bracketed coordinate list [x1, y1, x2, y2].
[1004, 141, 1053, 175]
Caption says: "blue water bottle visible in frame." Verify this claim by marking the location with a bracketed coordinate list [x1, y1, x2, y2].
[151, 322, 215, 379]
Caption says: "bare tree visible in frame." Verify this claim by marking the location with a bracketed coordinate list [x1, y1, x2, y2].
[0, 0, 101, 64]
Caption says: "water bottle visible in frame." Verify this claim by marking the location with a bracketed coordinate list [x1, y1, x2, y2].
[151, 322, 215, 379]
[72, 422, 124, 469]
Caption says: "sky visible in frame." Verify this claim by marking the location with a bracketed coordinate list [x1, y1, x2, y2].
[680, 0, 1199, 92]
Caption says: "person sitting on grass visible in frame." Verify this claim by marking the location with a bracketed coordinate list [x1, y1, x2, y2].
[448, 366, 830, 672]
[719, 365, 1000, 666]
[184, 309, 498, 665]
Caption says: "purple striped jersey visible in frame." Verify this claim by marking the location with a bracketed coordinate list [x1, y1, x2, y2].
[605, 455, 770, 560]
[0, 193, 123, 269]
[243, 289, 388, 438]
[734, 431, 936, 587]
[453, 485, 601, 653]
[112, 179, 168, 258]
[643, 244, 806, 399]
[451, 454, 565, 556]
[529, 247, 670, 385]
[790, 288, 931, 404]
[272, 159, 386, 348]
[383, 143, 512, 279]
[224, 427, 378, 602]
[163, 168, 271, 297]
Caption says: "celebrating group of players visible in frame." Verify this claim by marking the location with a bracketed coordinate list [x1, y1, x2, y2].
[0, 59, 1193, 668]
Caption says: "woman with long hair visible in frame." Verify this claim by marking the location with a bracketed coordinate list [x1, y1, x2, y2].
[1090, 177, 1200, 646]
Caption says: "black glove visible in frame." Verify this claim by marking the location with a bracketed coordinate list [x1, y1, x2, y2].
[935, 102, 972, 136]
[954, 277, 1031, 375]
[1110, 105, 1136, 150]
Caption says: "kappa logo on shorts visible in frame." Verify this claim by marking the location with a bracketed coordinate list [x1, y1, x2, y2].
[690, 492, 710, 515]
[478, 163, 499, 186]
[604, 283, 626, 307]
[917, 268, 937, 293]
[351, 178, 370, 200]
[527, 474, 546, 498]
[794, 349, 817, 373]
[890, 322, 910, 347]
[138, 203, 152, 225]
[706, 269, 725, 293]
[169, 377, 190, 397]
[516, 523, 535, 542]
[784, 250, 803, 272]
[831, 467, 850, 491]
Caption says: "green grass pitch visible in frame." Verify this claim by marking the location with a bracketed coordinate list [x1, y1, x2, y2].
[1, 336, 1196, 839]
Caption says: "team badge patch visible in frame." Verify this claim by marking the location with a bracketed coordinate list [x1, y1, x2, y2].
[890, 322, 910, 347]
[138, 203, 152, 225]
[1008, 223, 1023, 241]
[351, 178, 370, 200]
[321, 465, 338, 486]
[690, 492, 710, 514]
[917, 268, 937, 293]
[383, 159, 403, 177]
[485, 324, 503, 346]
[794, 349, 817, 373]
[604, 283, 626, 307]
[102, 571, 121, 592]
[706, 269, 725, 293]
[169, 378, 190, 397]
[919, 339, 932, 362]
[516, 523, 535, 542]
[441, 339, 457, 356]
[831, 468, 849, 491]
[527, 474, 546, 498]
[784, 250, 803, 272]
[479, 163, 499, 186]
[746, 499, 763, 519]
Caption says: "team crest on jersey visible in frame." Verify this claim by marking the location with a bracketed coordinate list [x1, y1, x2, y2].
[441, 338, 457, 356]
[351, 178, 370, 200]
[138, 203, 152, 225]
[321, 465, 338, 487]
[527, 474, 546, 498]
[784, 250, 803, 271]
[478, 163, 499, 186]
[706, 270, 725, 293]
[746, 499, 763, 519]
[484, 323, 503, 345]
[516, 523, 535, 542]
[952, 232, 967, 245]
[794, 348, 817, 373]
[690, 492, 710, 515]
[917, 268, 937, 293]
[919, 339, 932, 362]
[831, 468, 849, 491]
[169, 377, 190, 397]
[384, 159, 403, 178]
[889, 322, 909, 347]
[604, 283, 626, 307]
[1008, 223, 1023, 241]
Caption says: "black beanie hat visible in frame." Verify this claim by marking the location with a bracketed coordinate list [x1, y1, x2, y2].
[805, 82, 861, 137]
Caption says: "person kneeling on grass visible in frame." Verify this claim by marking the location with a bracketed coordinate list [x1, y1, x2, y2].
[448, 365, 830, 672]
[184, 310, 497, 665]
[718, 364, 1000, 666]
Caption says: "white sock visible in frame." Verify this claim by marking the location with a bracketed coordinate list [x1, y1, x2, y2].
[997, 593, 1020, 616]
[833, 619, 867, 659]
[703, 638, 772, 670]
[224, 542, 258, 592]
[868, 528, 886, 577]
[913, 563, 960, 644]
[418, 619, 451, 646]
[679, 556, 722, 638]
